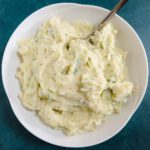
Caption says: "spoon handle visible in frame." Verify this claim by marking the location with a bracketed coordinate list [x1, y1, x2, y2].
[98, 0, 128, 31]
[86, 0, 128, 39]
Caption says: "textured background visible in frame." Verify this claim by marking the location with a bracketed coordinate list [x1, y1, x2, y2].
[0, 0, 150, 149]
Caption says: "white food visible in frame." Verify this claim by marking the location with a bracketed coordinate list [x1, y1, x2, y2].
[16, 18, 133, 135]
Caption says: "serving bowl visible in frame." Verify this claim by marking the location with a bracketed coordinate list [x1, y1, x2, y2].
[2, 3, 148, 148]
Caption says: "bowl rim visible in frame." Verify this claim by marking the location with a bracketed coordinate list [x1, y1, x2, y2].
[1, 2, 149, 148]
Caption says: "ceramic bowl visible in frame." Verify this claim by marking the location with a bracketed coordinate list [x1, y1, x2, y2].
[2, 3, 148, 148]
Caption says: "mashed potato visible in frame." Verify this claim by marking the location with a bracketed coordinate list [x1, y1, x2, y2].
[16, 18, 133, 135]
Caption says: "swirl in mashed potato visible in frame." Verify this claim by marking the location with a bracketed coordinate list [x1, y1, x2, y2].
[16, 18, 133, 135]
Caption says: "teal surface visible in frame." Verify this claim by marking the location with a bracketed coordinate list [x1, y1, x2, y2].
[0, 0, 150, 149]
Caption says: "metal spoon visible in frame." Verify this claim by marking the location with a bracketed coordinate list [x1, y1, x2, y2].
[84, 0, 128, 39]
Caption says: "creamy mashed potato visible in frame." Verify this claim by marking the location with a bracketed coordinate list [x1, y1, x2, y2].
[16, 18, 133, 135]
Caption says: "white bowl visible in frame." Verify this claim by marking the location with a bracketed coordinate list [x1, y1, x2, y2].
[2, 3, 149, 148]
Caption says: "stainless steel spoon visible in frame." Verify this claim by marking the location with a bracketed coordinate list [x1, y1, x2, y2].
[84, 0, 128, 39]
